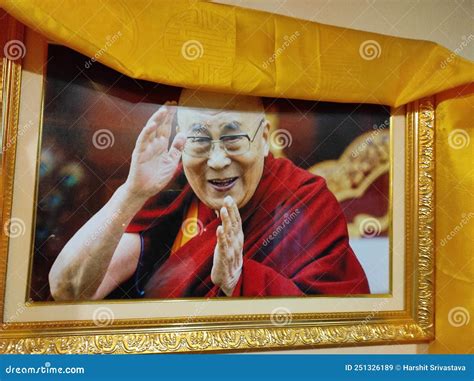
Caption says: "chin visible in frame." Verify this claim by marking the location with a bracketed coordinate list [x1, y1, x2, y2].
[198, 191, 246, 211]
[202, 196, 236, 210]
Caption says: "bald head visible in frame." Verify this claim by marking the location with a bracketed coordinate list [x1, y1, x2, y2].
[178, 89, 264, 113]
[177, 89, 265, 130]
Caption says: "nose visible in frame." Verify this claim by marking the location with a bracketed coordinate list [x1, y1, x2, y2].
[207, 143, 231, 170]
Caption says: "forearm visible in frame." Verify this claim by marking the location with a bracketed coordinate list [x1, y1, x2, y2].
[49, 184, 148, 300]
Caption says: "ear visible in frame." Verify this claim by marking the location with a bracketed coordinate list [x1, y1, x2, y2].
[262, 120, 270, 157]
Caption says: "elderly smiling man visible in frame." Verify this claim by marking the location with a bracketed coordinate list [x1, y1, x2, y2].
[49, 90, 369, 300]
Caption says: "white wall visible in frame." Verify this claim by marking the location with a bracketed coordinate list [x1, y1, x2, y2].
[215, 0, 474, 60]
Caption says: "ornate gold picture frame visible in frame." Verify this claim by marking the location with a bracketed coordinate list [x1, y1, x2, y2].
[0, 17, 434, 354]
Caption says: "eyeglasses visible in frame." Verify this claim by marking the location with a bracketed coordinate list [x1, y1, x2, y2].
[183, 119, 265, 158]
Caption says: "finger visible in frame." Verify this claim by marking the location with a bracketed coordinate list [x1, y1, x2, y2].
[220, 206, 232, 241]
[231, 197, 242, 226]
[134, 107, 170, 153]
[145, 104, 169, 129]
[145, 103, 174, 144]
[224, 196, 238, 231]
[216, 225, 228, 251]
[226, 195, 242, 226]
[157, 103, 177, 141]
[134, 122, 160, 153]
[167, 132, 186, 162]
[236, 246, 243, 266]
[147, 101, 175, 123]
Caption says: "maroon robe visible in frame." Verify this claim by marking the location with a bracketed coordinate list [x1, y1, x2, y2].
[124, 153, 370, 297]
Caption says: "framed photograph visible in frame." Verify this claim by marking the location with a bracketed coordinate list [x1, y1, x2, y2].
[0, 21, 434, 353]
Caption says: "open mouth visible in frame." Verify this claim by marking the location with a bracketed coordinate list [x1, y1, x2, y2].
[208, 177, 239, 192]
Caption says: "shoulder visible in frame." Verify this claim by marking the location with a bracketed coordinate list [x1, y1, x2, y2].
[268, 156, 343, 216]
[269, 156, 328, 192]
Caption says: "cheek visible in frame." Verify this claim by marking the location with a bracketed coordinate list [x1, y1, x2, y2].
[239, 156, 264, 188]
[183, 159, 205, 184]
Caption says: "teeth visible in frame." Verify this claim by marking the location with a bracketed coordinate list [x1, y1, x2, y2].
[209, 177, 236, 186]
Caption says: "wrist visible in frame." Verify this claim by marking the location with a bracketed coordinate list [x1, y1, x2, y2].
[117, 183, 150, 210]
[220, 269, 242, 296]
[121, 180, 156, 201]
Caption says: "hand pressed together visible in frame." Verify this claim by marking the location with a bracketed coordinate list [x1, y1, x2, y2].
[211, 195, 244, 296]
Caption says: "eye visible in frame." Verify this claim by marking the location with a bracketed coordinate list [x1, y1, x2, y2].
[221, 135, 244, 143]
[189, 137, 211, 144]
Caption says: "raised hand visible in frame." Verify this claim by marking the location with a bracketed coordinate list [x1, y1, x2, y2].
[211, 196, 244, 296]
[125, 101, 186, 200]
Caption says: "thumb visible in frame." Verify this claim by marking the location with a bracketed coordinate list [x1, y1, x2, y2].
[213, 226, 225, 262]
[216, 225, 228, 251]
[168, 132, 186, 161]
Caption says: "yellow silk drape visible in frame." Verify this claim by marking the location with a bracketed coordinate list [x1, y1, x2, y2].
[0, 0, 473, 353]
[431, 84, 474, 354]
[0, 0, 472, 107]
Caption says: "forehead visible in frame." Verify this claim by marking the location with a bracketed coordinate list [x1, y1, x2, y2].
[177, 107, 262, 132]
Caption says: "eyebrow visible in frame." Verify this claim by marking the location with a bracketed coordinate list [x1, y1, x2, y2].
[221, 121, 243, 134]
[188, 121, 243, 136]
[189, 123, 211, 136]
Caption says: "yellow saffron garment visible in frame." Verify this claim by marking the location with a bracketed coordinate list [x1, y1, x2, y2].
[170, 197, 199, 255]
